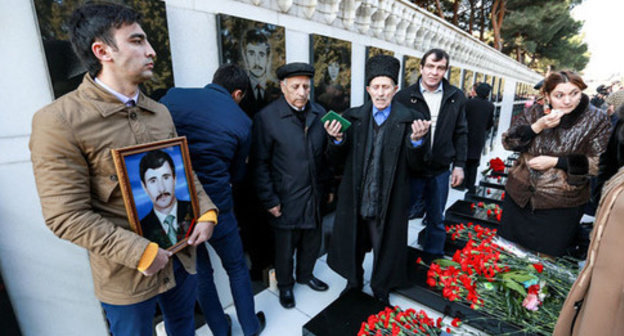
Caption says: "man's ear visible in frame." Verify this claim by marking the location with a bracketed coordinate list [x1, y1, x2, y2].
[231, 89, 245, 104]
[92, 40, 113, 63]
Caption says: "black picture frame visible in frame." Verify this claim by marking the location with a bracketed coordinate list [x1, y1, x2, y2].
[310, 34, 351, 113]
[217, 14, 286, 116]
[33, 0, 174, 100]
[402, 55, 421, 89]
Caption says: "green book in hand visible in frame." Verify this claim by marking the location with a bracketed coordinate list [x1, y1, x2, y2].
[320, 110, 351, 132]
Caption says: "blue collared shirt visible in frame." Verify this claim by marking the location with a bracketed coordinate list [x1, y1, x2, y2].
[373, 104, 391, 125]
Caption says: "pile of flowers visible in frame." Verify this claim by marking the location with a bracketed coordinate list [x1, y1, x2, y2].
[418, 223, 578, 335]
[485, 188, 505, 201]
[358, 306, 461, 336]
[484, 174, 505, 184]
[470, 201, 502, 221]
[481, 157, 506, 176]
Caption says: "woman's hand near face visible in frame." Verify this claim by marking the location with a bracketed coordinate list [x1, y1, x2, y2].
[531, 111, 563, 133]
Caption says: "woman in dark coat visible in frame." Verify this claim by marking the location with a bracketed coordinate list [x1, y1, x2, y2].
[500, 71, 610, 257]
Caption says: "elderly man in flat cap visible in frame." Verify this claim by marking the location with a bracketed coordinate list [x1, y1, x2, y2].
[250, 62, 331, 309]
[325, 55, 430, 306]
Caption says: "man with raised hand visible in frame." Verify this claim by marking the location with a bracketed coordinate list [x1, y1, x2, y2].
[325, 55, 429, 306]
[395, 48, 468, 262]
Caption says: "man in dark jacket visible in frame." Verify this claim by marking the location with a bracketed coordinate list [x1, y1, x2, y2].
[464, 82, 494, 193]
[394, 48, 468, 259]
[325, 55, 429, 305]
[250, 62, 330, 309]
[160, 64, 265, 336]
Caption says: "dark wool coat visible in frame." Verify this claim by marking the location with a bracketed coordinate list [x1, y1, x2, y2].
[465, 96, 494, 159]
[394, 77, 468, 176]
[327, 101, 425, 291]
[250, 96, 329, 229]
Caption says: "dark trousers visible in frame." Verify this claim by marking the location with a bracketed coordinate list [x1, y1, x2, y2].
[464, 159, 480, 193]
[274, 227, 321, 290]
[408, 178, 426, 218]
[101, 258, 197, 336]
[414, 170, 451, 255]
[196, 211, 259, 336]
[353, 217, 384, 295]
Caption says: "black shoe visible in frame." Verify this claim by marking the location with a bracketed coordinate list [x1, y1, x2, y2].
[225, 313, 232, 336]
[298, 277, 329, 291]
[279, 288, 295, 309]
[255, 311, 266, 335]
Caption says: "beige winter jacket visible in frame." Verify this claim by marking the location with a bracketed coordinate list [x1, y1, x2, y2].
[29, 74, 215, 305]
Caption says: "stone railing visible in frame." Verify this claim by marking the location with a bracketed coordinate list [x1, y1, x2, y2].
[235, 0, 541, 83]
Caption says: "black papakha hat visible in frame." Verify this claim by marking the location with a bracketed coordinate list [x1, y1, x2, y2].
[476, 83, 491, 98]
[276, 62, 315, 80]
[365, 55, 400, 85]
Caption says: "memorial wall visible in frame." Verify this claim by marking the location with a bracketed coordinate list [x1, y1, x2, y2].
[0, 0, 540, 335]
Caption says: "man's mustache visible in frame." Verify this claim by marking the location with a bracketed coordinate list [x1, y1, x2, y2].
[156, 192, 171, 202]
[252, 65, 264, 71]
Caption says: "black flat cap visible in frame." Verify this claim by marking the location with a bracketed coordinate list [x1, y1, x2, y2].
[276, 62, 315, 80]
[366, 55, 400, 85]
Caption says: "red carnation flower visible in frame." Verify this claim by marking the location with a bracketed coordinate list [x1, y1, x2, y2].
[532, 263, 544, 273]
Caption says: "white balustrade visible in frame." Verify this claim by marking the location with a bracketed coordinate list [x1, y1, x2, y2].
[234, 0, 540, 82]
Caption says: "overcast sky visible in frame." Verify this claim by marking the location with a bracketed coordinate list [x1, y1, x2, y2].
[572, 0, 622, 82]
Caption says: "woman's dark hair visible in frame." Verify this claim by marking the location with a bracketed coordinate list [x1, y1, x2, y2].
[68, 2, 141, 77]
[542, 70, 587, 95]
[212, 63, 251, 95]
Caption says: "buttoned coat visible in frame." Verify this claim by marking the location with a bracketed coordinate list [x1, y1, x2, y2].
[326, 101, 425, 291]
[29, 74, 216, 305]
[250, 96, 329, 229]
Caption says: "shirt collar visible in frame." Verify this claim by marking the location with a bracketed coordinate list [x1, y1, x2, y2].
[154, 201, 179, 231]
[286, 100, 307, 112]
[372, 104, 391, 117]
[419, 79, 444, 94]
[94, 77, 140, 105]
[249, 76, 267, 89]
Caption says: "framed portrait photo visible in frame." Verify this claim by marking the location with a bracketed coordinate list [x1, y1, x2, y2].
[402, 55, 421, 89]
[217, 14, 285, 116]
[33, 0, 174, 100]
[311, 34, 352, 113]
[111, 137, 199, 253]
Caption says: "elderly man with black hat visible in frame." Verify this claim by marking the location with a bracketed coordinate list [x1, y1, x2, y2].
[324, 55, 430, 305]
[250, 62, 331, 309]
